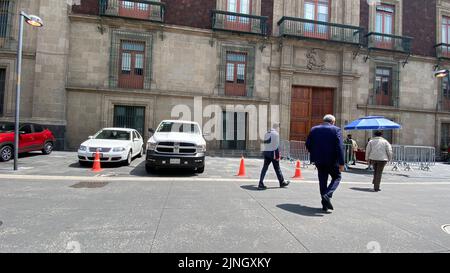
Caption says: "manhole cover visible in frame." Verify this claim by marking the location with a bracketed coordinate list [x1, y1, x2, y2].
[70, 182, 109, 188]
[442, 225, 450, 235]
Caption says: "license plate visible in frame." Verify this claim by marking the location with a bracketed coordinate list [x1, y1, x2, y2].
[170, 158, 180, 164]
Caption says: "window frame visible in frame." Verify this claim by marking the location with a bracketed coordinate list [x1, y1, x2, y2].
[375, 67, 393, 106]
[0, 68, 5, 116]
[375, 4, 395, 35]
[225, 51, 248, 96]
[304, 0, 330, 22]
[118, 40, 146, 89]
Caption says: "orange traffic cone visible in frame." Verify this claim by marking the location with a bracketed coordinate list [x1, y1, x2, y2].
[236, 156, 246, 177]
[92, 150, 103, 172]
[292, 160, 303, 179]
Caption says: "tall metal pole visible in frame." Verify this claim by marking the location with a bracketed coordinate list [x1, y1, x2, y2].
[14, 13, 24, 171]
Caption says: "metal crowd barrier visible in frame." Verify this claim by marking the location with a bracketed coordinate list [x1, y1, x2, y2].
[279, 140, 311, 168]
[390, 145, 435, 171]
[343, 143, 355, 171]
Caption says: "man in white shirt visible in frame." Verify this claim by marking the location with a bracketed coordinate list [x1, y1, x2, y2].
[365, 131, 393, 192]
[258, 123, 290, 190]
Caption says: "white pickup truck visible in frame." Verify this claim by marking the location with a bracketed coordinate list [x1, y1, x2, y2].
[145, 120, 206, 173]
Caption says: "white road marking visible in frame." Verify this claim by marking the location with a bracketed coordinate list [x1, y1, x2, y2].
[0, 174, 450, 185]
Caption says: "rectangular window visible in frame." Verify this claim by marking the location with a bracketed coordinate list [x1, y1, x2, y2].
[221, 111, 247, 150]
[225, 52, 247, 96]
[119, 40, 145, 89]
[442, 16, 450, 58]
[375, 67, 393, 106]
[113, 105, 145, 136]
[442, 123, 450, 152]
[304, 0, 329, 22]
[0, 68, 5, 115]
[375, 4, 395, 49]
[226, 0, 251, 31]
[303, 0, 329, 38]
[443, 77, 450, 111]
[0, 0, 9, 38]
[119, 0, 151, 20]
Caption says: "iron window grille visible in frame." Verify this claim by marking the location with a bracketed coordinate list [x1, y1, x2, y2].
[109, 30, 153, 90]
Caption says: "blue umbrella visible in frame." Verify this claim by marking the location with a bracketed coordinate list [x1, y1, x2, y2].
[344, 116, 402, 131]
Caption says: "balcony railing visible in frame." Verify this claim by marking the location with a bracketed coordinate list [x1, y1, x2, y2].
[366, 32, 412, 53]
[212, 10, 268, 36]
[435, 43, 450, 60]
[99, 0, 165, 22]
[277, 17, 364, 45]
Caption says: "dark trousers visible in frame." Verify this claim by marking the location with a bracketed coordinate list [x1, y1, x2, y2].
[316, 164, 342, 199]
[259, 156, 284, 185]
[372, 160, 387, 190]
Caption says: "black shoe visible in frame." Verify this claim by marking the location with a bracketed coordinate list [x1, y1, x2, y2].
[280, 180, 290, 188]
[322, 195, 334, 210]
[321, 200, 328, 212]
[258, 184, 267, 190]
[374, 188, 381, 192]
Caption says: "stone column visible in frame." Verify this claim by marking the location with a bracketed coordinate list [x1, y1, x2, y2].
[278, 44, 294, 140]
[338, 51, 354, 127]
[30, 0, 70, 149]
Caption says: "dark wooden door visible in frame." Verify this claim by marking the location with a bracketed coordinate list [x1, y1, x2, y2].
[290, 86, 334, 141]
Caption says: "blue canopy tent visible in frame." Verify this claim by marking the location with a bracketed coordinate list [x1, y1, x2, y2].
[344, 116, 402, 131]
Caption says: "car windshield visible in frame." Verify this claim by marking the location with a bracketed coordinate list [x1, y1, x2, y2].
[94, 130, 131, 140]
[0, 123, 15, 133]
[156, 122, 200, 134]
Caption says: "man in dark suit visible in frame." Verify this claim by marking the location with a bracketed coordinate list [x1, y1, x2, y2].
[305, 114, 345, 212]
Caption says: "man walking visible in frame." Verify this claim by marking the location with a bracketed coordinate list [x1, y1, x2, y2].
[258, 124, 290, 190]
[306, 115, 345, 212]
[365, 130, 393, 192]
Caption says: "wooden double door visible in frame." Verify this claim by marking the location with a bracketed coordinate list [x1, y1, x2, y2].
[290, 86, 334, 141]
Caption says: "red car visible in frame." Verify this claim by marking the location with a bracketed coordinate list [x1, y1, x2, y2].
[0, 122, 56, 162]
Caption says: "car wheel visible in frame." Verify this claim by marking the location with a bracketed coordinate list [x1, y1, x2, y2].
[145, 164, 156, 174]
[42, 142, 54, 155]
[196, 166, 205, 174]
[124, 151, 132, 166]
[0, 146, 13, 162]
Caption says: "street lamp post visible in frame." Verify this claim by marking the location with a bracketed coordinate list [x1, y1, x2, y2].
[13, 12, 43, 171]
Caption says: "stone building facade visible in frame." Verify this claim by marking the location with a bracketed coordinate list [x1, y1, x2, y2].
[1, 0, 450, 156]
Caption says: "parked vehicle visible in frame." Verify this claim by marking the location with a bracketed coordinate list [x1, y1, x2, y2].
[145, 120, 206, 173]
[0, 122, 56, 162]
[78, 128, 144, 166]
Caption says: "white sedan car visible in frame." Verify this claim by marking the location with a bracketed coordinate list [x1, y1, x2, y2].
[78, 128, 144, 166]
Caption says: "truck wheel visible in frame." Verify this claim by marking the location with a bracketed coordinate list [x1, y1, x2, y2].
[0, 146, 13, 162]
[196, 166, 205, 174]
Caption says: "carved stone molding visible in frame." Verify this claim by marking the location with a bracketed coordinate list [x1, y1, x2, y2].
[306, 48, 326, 71]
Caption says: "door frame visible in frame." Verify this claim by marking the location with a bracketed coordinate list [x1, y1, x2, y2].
[289, 86, 335, 141]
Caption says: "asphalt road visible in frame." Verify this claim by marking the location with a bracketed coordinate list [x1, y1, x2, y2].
[0, 152, 449, 253]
